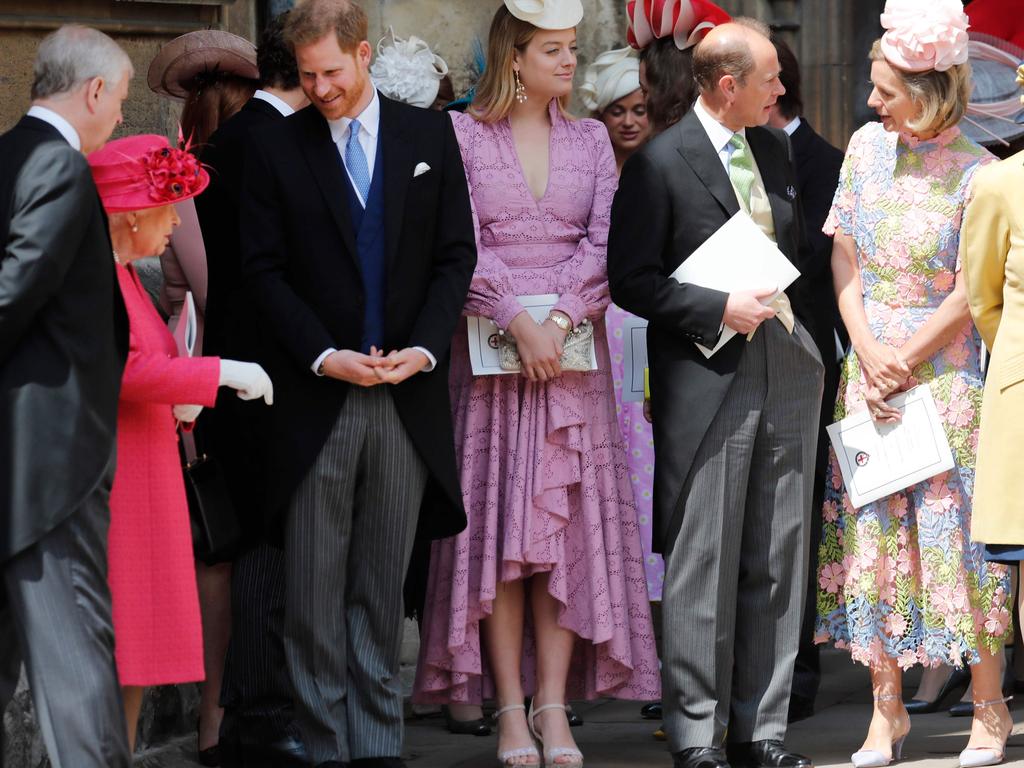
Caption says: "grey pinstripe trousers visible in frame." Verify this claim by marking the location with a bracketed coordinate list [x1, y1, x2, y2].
[662, 318, 824, 751]
[0, 462, 130, 767]
[284, 386, 428, 763]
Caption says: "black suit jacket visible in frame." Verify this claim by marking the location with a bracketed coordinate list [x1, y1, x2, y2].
[194, 96, 285, 546]
[608, 108, 813, 554]
[790, 118, 847, 362]
[0, 116, 127, 561]
[239, 95, 476, 538]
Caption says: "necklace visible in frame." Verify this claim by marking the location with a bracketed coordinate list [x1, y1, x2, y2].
[113, 250, 122, 266]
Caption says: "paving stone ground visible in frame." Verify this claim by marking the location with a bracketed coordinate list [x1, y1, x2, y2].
[136, 648, 1024, 767]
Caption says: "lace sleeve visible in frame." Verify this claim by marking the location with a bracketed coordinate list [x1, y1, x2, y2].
[450, 112, 525, 330]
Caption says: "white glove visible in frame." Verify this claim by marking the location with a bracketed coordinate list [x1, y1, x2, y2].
[172, 404, 203, 423]
[219, 360, 274, 405]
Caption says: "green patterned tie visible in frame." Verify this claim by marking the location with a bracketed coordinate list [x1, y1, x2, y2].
[728, 133, 754, 209]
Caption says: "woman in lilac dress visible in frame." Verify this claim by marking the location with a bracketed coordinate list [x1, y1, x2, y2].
[414, 1, 660, 765]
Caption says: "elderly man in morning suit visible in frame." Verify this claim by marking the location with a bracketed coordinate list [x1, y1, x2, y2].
[0, 25, 132, 767]
[609, 19, 824, 768]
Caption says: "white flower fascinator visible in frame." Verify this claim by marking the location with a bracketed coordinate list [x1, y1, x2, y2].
[503, 0, 583, 30]
[370, 27, 449, 109]
[579, 47, 641, 113]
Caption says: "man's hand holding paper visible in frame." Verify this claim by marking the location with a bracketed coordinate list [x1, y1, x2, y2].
[669, 211, 801, 357]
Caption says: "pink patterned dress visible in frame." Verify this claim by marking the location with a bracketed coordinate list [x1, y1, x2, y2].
[814, 122, 1011, 669]
[413, 102, 661, 704]
[605, 305, 664, 600]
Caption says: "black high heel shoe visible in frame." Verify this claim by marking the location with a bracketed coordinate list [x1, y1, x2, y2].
[905, 667, 970, 714]
[442, 705, 492, 736]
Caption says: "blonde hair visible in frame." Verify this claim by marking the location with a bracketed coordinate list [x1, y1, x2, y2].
[470, 5, 572, 124]
[870, 39, 972, 135]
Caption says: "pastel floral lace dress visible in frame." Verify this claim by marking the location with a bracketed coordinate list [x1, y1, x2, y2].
[814, 122, 1011, 669]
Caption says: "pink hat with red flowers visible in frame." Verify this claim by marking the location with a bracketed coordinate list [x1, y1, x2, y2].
[88, 134, 210, 213]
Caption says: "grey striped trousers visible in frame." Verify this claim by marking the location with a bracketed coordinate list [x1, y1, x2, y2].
[284, 386, 427, 763]
[662, 318, 824, 751]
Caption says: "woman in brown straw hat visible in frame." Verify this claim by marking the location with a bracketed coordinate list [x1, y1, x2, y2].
[147, 29, 259, 764]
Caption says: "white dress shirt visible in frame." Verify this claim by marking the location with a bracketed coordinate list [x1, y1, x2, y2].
[782, 115, 802, 137]
[312, 90, 436, 375]
[26, 105, 81, 150]
[253, 89, 296, 118]
[692, 96, 745, 173]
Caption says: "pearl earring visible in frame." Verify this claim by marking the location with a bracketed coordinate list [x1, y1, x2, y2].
[131, 223, 138, 232]
[514, 70, 527, 104]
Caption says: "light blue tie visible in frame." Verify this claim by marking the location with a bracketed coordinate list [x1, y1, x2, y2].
[344, 119, 371, 205]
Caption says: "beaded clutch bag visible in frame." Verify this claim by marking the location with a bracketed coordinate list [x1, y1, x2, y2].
[498, 319, 593, 372]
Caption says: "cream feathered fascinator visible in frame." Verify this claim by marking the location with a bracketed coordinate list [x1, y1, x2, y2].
[370, 27, 449, 109]
[579, 47, 641, 113]
[503, 0, 584, 30]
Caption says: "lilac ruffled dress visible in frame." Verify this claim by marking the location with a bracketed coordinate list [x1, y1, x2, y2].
[413, 102, 661, 704]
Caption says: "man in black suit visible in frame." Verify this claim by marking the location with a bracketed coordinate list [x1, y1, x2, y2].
[767, 36, 846, 725]
[609, 19, 823, 768]
[194, 14, 311, 766]
[238, 1, 475, 765]
[0, 25, 131, 767]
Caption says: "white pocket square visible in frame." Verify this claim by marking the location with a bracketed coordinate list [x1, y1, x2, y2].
[413, 162, 431, 177]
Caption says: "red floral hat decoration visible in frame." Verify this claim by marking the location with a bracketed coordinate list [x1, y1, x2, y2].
[88, 134, 210, 213]
[627, 0, 731, 51]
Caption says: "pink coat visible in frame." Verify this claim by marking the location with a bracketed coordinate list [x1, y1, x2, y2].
[108, 262, 220, 686]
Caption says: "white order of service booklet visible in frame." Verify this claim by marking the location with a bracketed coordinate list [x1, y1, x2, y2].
[825, 384, 955, 509]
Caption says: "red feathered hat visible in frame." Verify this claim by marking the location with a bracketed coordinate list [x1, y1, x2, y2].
[88, 134, 210, 213]
[627, 0, 731, 51]
[966, 0, 1024, 51]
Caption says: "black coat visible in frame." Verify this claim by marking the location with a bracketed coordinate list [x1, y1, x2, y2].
[790, 118, 847, 361]
[0, 116, 127, 561]
[608, 108, 813, 553]
[194, 96, 287, 547]
[239, 95, 476, 539]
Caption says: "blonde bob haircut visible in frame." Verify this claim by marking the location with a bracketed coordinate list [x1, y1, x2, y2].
[869, 39, 972, 136]
[470, 5, 573, 124]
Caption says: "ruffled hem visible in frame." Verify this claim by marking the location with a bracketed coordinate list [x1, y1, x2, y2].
[413, 332, 660, 704]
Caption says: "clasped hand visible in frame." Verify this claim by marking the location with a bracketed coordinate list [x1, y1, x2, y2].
[507, 312, 568, 383]
[322, 347, 428, 387]
[857, 338, 911, 424]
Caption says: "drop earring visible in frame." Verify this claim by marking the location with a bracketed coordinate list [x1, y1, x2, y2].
[514, 70, 527, 104]
[131, 223, 139, 232]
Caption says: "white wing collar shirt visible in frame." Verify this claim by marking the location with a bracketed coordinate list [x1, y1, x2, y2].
[26, 105, 81, 150]
[253, 89, 296, 118]
[312, 88, 437, 374]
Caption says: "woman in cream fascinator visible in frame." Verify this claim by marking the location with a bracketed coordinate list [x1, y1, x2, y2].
[412, 1, 661, 767]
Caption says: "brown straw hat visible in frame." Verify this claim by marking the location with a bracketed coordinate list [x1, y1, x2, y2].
[147, 29, 258, 100]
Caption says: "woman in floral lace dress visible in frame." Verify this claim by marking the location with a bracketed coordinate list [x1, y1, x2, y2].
[814, 3, 1012, 766]
[413, 1, 660, 766]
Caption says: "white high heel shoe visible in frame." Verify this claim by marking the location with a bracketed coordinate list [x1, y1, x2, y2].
[527, 702, 584, 768]
[850, 694, 911, 768]
[493, 704, 540, 767]
[958, 695, 1013, 768]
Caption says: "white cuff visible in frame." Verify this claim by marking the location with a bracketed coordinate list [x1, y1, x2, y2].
[413, 346, 436, 372]
[313, 347, 337, 375]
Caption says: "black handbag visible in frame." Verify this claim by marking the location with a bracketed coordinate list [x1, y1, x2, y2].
[180, 422, 241, 565]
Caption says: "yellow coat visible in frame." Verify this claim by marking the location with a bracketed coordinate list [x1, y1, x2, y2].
[960, 151, 1024, 544]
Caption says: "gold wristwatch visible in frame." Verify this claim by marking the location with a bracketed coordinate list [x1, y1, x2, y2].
[547, 311, 572, 331]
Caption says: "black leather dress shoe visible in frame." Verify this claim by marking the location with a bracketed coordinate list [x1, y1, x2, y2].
[641, 702, 663, 720]
[315, 763, 348, 768]
[728, 740, 812, 768]
[237, 734, 310, 767]
[350, 759, 406, 768]
[673, 747, 731, 768]
[905, 667, 970, 714]
[442, 705, 492, 736]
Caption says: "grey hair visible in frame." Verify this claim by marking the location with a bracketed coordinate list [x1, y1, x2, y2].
[31, 25, 133, 100]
